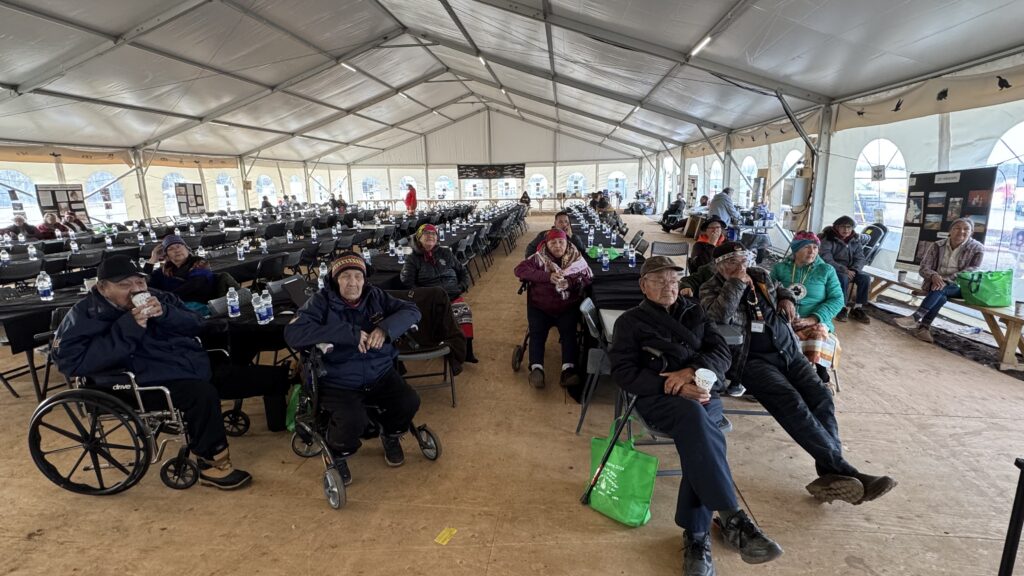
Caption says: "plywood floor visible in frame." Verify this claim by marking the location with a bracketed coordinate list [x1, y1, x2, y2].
[1, 213, 1021, 575]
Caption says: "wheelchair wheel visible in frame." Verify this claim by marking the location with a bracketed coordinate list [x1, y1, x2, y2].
[291, 430, 321, 458]
[512, 345, 524, 371]
[222, 409, 250, 437]
[159, 456, 198, 490]
[28, 389, 150, 496]
[323, 467, 346, 509]
[415, 425, 442, 461]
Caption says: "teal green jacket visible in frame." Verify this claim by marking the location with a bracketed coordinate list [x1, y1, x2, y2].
[770, 256, 844, 332]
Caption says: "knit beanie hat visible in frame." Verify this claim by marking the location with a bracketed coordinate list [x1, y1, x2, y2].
[833, 215, 856, 228]
[790, 231, 820, 255]
[330, 251, 367, 279]
[415, 224, 438, 239]
[161, 234, 188, 252]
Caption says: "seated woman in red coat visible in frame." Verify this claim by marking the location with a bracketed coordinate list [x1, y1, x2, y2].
[514, 229, 593, 389]
[36, 212, 70, 239]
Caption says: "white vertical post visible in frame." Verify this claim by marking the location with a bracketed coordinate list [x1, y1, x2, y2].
[136, 150, 152, 220]
[346, 164, 353, 204]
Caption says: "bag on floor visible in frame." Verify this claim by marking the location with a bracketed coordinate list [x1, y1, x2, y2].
[285, 384, 301, 433]
[956, 269, 1013, 308]
[588, 422, 658, 527]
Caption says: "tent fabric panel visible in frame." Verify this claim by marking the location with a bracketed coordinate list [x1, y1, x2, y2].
[426, 112, 487, 164]
[547, 0, 717, 56]
[489, 63, 556, 101]
[355, 138, 425, 165]
[20, 0, 173, 36]
[232, 0, 396, 56]
[261, 137, 339, 162]
[553, 83, 633, 121]
[359, 94, 428, 125]
[359, 128, 416, 150]
[551, 26, 675, 99]
[218, 92, 337, 133]
[404, 78, 470, 109]
[378, 0, 471, 50]
[509, 95, 558, 119]
[157, 123, 282, 156]
[289, 65, 392, 110]
[490, 112, 556, 163]
[306, 114, 387, 142]
[399, 113, 451, 134]
[430, 45, 492, 79]
[0, 5, 102, 85]
[349, 43, 444, 89]
[557, 132, 636, 161]
[450, 0, 551, 71]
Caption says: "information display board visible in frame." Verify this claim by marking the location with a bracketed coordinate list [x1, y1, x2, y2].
[897, 167, 997, 266]
[457, 164, 525, 179]
[174, 182, 205, 215]
[36, 184, 88, 221]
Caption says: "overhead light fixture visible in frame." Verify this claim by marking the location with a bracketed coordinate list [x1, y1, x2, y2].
[210, 121, 232, 128]
[433, 110, 441, 115]
[501, 87, 507, 95]
[478, 55, 486, 66]
[633, 105, 641, 113]
[400, 92, 409, 99]
[341, 62, 356, 72]
[690, 35, 712, 57]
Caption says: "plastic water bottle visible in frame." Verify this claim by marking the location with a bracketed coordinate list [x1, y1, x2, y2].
[36, 271, 53, 301]
[197, 246, 207, 258]
[70, 240, 80, 254]
[261, 288, 271, 304]
[173, 227, 181, 236]
[261, 295, 274, 324]
[587, 230, 594, 248]
[601, 250, 610, 272]
[252, 293, 266, 325]
[55, 229, 62, 239]
[2, 233, 10, 245]
[286, 230, 294, 244]
[363, 250, 372, 266]
[611, 231, 618, 246]
[0, 249, 9, 265]
[27, 244, 38, 261]
[149, 231, 157, 243]
[17, 232, 25, 243]
[105, 236, 113, 249]
[226, 287, 240, 318]
[188, 223, 196, 235]
[317, 262, 328, 290]
[311, 228, 318, 242]
[388, 239, 396, 256]
[236, 243, 245, 261]
[397, 247, 405, 264]
[219, 220, 226, 231]
[137, 232, 145, 245]
[259, 238, 268, 254]
[628, 246, 636, 268]
[439, 228, 445, 242]
[138, 257, 147, 270]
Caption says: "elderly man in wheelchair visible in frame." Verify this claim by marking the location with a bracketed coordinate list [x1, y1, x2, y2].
[48, 255, 251, 491]
[284, 251, 425, 488]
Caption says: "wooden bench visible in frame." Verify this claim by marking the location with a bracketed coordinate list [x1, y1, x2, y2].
[863, 265, 1024, 371]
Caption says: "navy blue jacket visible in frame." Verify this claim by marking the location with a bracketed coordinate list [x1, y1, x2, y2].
[284, 285, 421, 390]
[53, 288, 210, 384]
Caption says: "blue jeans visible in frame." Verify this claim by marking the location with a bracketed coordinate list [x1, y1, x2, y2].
[916, 283, 962, 325]
[837, 270, 871, 305]
[527, 305, 580, 367]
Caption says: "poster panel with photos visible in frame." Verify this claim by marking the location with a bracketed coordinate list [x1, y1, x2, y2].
[896, 167, 997, 266]
[35, 184, 89, 222]
[174, 183, 206, 215]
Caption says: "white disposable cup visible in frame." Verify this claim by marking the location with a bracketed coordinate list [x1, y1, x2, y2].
[131, 292, 152, 316]
[83, 278, 98, 291]
[694, 368, 717, 392]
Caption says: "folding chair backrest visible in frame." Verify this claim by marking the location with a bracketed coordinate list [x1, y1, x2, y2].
[578, 297, 604, 343]
[317, 239, 337, 256]
[256, 253, 288, 281]
[67, 250, 103, 269]
[634, 238, 650, 256]
[207, 288, 252, 317]
[629, 230, 644, 248]
[0, 259, 42, 283]
[651, 241, 688, 257]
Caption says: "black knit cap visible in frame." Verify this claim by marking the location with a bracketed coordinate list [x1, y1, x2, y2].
[833, 215, 856, 228]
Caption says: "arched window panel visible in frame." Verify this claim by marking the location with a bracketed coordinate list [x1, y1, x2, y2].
[528, 174, 548, 196]
[84, 171, 128, 223]
[434, 175, 453, 199]
[310, 175, 329, 203]
[495, 178, 517, 198]
[463, 179, 486, 198]
[162, 172, 186, 218]
[0, 169, 42, 226]
[400, 176, 417, 192]
[607, 171, 628, 198]
[853, 138, 907, 251]
[255, 174, 278, 205]
[360, 177, 382, 201]
[782, 150, 804, 177]
[985, 121, 1024, 274]
[567, 172, 587, 196]
[709, 160, 723, 194]
[288, 175, 305, 202]
[215, 172, 239, 211]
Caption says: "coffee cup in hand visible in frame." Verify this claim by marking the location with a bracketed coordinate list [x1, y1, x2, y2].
[694, 368, 717, 392]
[131, 292, 152, 316]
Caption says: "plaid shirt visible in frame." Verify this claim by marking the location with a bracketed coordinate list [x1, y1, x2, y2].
[918, 237, 984, 285]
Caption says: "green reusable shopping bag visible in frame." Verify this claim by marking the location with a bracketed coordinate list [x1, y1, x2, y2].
[586, 246, 622, 260]
[956, 269, 1013, 308]
[587, 423, 658, 527]
[284, 384, 301, 433]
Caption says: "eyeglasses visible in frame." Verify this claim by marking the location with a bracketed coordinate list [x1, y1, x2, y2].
[643, 277, 679, 288]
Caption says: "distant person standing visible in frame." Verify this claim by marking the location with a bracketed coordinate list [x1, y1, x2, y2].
[404, 184, 418, 215]
[707, 187, 742, 228]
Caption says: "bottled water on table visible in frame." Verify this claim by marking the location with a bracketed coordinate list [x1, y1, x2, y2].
[105, 236, 113, 249]
[0, 250, 9, 264]
[628, 246, 636, 268]
[587, 230, 594, 248]
[236, 244, 246, 261]
[188, 224, 196, 235]
[318, 262, 329, 290]
[389, 239, 396, 256]
[36, 271, 53, 301]
[173, 227, 181, 236]
[27, 244, 38, 261]
[363, 250, 372, 265]
[18, 233, 25, 243]
[197, 246, 207, 258]
[226, 287, 241, 318]
[286, 230, 294, 243]
[137, 232, 145, 245]
[55, 229, 62, 239]
[138, 257, 147, 270]
[70, 241, 80, 254]
[601, 249, 610, 272]
[149, 231, 158, 243]
[397, 247, 405, 264]
[311, 228, 318, 242]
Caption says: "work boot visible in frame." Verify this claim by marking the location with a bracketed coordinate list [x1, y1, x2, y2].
[381, 433, 405, 467]
[805, 474, 864, 504]
[894, 315, 920, 330]
[529, 367, 545, 389]
[850, 307, 871, 324]
[682, 531, 715, 576]
[560, 368, 579, 388]
[914, 326, 934, 343]
[853, 473, 898, 504]
[835, 307, 849, 322]
[335, 458, 352, 486]
[714, 510, 784, 565]
[198, 449, 252, 490]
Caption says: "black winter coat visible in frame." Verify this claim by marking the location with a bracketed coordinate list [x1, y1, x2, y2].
[54, 289, 210, 384]
[400, 241, 468, 301]
[609, 297, 732, 397]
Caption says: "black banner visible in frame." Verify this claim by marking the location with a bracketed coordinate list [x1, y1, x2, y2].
[457, 164, 525, 179]
[896, 167, 997, 265]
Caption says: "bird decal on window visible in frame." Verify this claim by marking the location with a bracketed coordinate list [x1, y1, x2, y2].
[998, 76, 1012, 90]
[892, 98, 903, 112]
[936, 88, 948, 101]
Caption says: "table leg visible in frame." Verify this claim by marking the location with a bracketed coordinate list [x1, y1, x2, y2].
[984, 314, 1008, 350]
[868, 279, 893, 301]
[999, 320, 1024, 371]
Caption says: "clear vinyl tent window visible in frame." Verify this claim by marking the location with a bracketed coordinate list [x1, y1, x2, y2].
[255, 174, 277, 205]
[528, 174, 548, 196]
[496, 178, 517, 198]
[310, 175, 329, 203]
[360, 177, 381, 201]
[0, 169, 41, 227]
[84, 171, 128, 223]
[853, 139, 907, 251]
[607, 171, 627, 200]
[688, 163, 700, 199]
[332, 176, 347, 200]
[985, 120, 1024, 278]
[709, 160, 723, 195]
[288, 175, 305, 202]
[662, 157, 674, 199]
[400, 175, 417, 193]
[161, 172, 186, 218]
[739, 156, 758, 207]
[567, 172, 587, 196]
[215, 172, 238, 212]
[434, 175, 453, 199]
[463, 179, 486, 198]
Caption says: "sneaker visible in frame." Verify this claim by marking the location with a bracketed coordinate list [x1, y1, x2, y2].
[560, 368, 579, 388]
[335, 458, 353, 486]
[381, 434, 405, 467]
[894, 315, 920, 330]
[850, 307, 871, 324]
[529, 367, 545, 389]
[805, 474, 864, 504]
[854, 473, 898, 504]
[197, 449, 252, 490]
[714, 510, 783, 565]
[835, 308, 849, 322]
[717, 416, 733, 433]
[726, 383, 746, 397]
[682, 531, 715, 576]
[914, 326, 934, 343]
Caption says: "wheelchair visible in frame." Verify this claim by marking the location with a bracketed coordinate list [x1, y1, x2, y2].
[289, 342, 442, 510]
[27, 347, 249, 495]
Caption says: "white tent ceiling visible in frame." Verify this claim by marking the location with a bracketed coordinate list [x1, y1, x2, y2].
[1, 0, 1023, 163]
